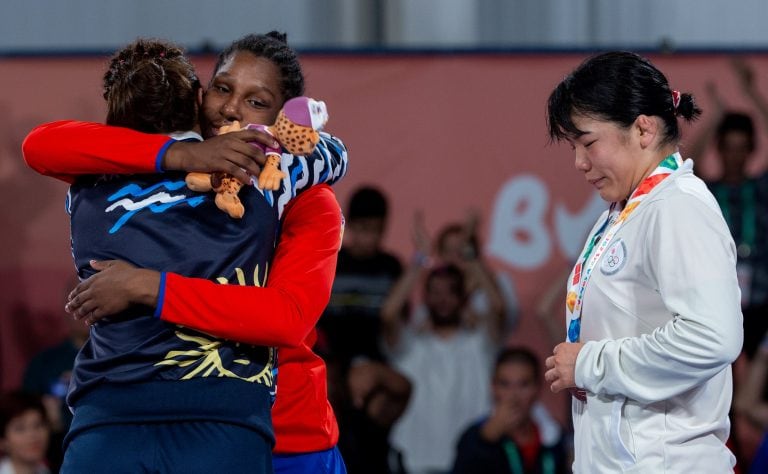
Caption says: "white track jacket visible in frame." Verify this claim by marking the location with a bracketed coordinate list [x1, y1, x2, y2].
[571, 159, 743, 473]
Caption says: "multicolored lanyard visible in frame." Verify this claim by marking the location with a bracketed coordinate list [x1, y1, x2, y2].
[565, 153, 683, 343]
[502, 440, 555, 474]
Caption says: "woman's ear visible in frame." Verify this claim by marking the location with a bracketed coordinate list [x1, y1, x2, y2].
[635, 114, 659, 148]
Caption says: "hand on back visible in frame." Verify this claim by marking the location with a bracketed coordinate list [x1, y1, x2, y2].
[65, 260, 160, 326]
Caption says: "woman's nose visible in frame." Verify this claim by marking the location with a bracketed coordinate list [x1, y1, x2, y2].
[221, 100, 240, 122]
[574, 149, 590, 171]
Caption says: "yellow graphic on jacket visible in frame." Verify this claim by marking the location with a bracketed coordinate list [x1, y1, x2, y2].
[216, 263, 268, 286]
[156, 332, 274, 386]
[155, 264, 274, 386]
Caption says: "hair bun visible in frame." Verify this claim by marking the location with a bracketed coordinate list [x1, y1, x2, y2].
[676, 92, 701, 121]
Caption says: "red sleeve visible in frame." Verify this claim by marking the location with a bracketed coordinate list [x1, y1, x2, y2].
[22, 120, 173, 183]
[158, 184, 342, 347]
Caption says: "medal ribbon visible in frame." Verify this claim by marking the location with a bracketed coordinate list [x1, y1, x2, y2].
[565, 153, 683, 342]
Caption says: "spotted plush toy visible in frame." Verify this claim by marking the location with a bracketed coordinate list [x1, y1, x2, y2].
[185, 96, 329, 218]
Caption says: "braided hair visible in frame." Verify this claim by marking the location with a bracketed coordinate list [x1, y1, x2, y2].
[103, 38, 200, 133]
[213, 31, 304, 102]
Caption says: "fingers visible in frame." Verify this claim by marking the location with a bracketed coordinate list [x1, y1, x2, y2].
[544, 350, 569, 394]
[224, 167, 252, 186]
[67, 288, 82, 309]
[89, 259, 116, 271]
[205, 138, 261, 183]
[83, 308, 104, 326]
[546, 343, 586, 395]
[545, 354, 555, 370]
[66, 261, 112, 315]
[66, 279, 90, 313]
[544, 355, 560, 392]
[226, 138, 267, 177]
[67, 289, 95, 320]
[66, 289, 105, 326]
[65, 273, 101, 320]
[235, 129, 280, 150]
[545, 367, 568, 393]
[172, 137, 267, 181]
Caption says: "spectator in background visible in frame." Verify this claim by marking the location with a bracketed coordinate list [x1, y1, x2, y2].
[432, 210, 519, 335]
[0, 391, 51, 474]
[317, 185, 411, 473]
[686, 57, 768, 359]
[382, 238, 504, 474]
[319, 185, 403, 364]
[413, 208, 519, 339]
[21, 276, 87, 473]
[735, 330, 768, 473]
[342, 359, 411, 474]
[453, 347, 568, 474]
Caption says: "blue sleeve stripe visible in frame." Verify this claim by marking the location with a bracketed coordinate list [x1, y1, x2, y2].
[155, 139, 176, 172]
[154, 272, 167, 318]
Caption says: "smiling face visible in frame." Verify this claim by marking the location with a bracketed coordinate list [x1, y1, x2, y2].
[200, 51, 285, 139]
[569, 114, 658, 203]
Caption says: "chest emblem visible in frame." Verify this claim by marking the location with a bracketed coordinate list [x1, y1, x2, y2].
[600, 239, 627, 275]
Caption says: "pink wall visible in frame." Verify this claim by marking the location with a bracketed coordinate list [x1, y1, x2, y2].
[3, 52, 768, 424]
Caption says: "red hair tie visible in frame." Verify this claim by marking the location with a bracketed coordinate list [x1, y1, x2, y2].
[671, 90, 681, 112]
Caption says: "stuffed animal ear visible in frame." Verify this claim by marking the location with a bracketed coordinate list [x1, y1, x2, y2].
[307, 99, 328, 130]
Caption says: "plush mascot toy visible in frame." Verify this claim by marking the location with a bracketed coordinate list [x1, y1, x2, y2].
[186, 96, 328, 218]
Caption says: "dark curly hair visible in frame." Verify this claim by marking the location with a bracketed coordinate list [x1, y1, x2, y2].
[103, 38, 200, 133]
[213, 31, 304, 101]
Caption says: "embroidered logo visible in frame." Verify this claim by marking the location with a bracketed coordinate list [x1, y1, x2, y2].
[600, 239, 627, 275]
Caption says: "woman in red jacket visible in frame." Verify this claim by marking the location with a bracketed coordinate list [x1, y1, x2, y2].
[24, 33, 347, 473]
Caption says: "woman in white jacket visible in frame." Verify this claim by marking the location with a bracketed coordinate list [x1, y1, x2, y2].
[544, 51, 743, 473]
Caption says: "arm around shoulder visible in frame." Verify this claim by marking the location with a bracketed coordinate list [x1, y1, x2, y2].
[22, 120, 170, 182]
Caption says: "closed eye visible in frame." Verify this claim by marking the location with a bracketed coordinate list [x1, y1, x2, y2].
[247, 99, 268, 108]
